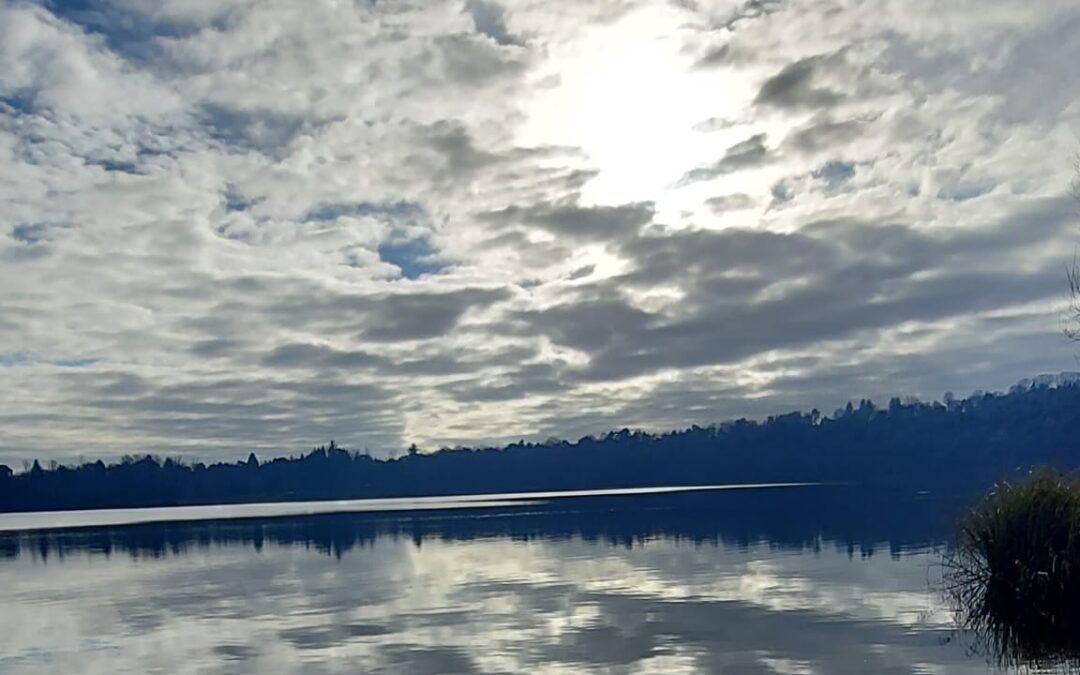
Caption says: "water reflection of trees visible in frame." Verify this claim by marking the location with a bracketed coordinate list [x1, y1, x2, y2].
[0, 487, 956, 562]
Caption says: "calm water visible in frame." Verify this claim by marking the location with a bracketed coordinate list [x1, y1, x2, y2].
[0, 486, 1002, 674]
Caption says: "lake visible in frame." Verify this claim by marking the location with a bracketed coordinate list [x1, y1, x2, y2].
[0, 484, 1010, 673]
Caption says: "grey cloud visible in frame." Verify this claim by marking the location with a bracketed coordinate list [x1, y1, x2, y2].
[755, 54, 845, 109]
[0, 245, 51, 263]
[616, 227, 838, 288]
[420, 120, 500, 175]
[360, 288, 511, 342]
[255, 285, 512, 343]
[567, 264, 595, 280]
[305, 201, 422, 223]
[95, 372, 154, 398]
[784, 115, 876, 154]
[408, 122, 574, 196]
[769, 179, 793, 206]
[721, 0, 784, 31]
[211, 644, 256, 660]
[262, 343, 386, 371]
[937, 182, 993, 202]
[86, 156, 141, 174]
[513, 198, 1075, 383]
[277, 624, 392, 651]
[704, 193, 756, 213]
[513, 297, 657, 352]
[260, 340, 534, 379]
[438, 360, 566, 403]
[378, 645, 479, 675]
[188, 338, 247, 360]
[880, 13, 1080, 124]
[680, 133, 772, 184]
[695, 44, 730, 68]
[691, 116, 739, 132]
[56, 372, 406, 456]
[689, 0, 784, 40]
[482, 200, 655, 241]
[431, 33, 526, 85]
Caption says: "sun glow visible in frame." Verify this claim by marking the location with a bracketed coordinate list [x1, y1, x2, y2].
[518, 4, 760, 219]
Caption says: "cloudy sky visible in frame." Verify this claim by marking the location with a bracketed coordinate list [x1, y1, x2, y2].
[1, 0, 1079, 464]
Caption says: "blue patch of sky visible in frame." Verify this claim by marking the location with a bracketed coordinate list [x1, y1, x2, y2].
[197, 103, 306, 155]
[378, 238, 445, 280]
[812, 160, 856, 188]
[42, 0, 209, 64]
[88, 158, 140, 174]
[0, 93, 35, 116]
[0, 353, 98, 368]
[305, 200, 423, 222]
[12, 224, 49, 244]
[53, 358, 99, 368]
[302, 200, 441, 278]
[137, 146, 170, 158]
[770, 180, 793, 205]
[0, 353, 30, 367]
[223, 186, 254, 213]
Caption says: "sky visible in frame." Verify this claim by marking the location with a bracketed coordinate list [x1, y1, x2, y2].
[1, 0, 1079, 465]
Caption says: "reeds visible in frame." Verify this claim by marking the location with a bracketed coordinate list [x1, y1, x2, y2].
[944, 468, 1080, 669]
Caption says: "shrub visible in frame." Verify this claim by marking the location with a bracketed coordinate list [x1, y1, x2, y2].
[945, 468, 1080, 668]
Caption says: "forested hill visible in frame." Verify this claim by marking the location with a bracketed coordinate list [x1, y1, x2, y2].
[4, 374, 1080, 513]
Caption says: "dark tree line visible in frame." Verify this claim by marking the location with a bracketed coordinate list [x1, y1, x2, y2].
[2, 374, 1080, 513]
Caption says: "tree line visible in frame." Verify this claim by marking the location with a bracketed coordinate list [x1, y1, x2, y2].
[2, 374, 1080, 513]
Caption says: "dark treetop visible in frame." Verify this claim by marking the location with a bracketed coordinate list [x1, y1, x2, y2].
[3, 374, 1080, 513]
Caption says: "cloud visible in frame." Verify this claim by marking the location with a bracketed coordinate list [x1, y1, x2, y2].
[812, 159, 856, 188]
[690, 116, 739, 132]
[754, 53, 846, 109]
[0, 0, 1079, 463]
[361, 288, 512, 342]
[679, 133, 773, 185]
[465, 0, 520, 47]
[481, 200, 656, 241]
[704, 193, 757, 213]
[10, 223, 50, 244]
[511, 197, 1075, 384]
[784, 115, 876, 154]
[197, 103, 311, 157]
[258, 286, 513, 343]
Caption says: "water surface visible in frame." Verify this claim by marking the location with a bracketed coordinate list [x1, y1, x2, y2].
[0, 486, 996, 674]
[0, 483, 815, 532]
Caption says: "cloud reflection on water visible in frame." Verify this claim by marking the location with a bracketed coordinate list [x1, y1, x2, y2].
[0, 490, 982, 674]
